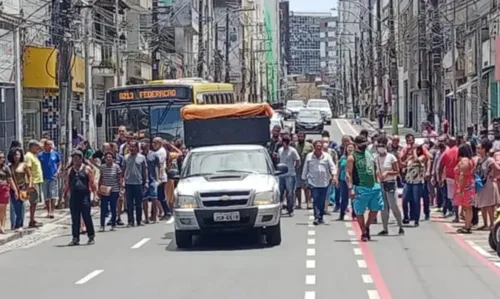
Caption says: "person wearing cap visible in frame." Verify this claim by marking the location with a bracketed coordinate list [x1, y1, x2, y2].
[63, 150, 96, 245]
[119, 133, 136, 156]
[25, 140, 44, 228]
[346, 135, 384, 241]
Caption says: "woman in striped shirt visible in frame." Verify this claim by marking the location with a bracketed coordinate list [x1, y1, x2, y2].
[98, 152, 123, 231]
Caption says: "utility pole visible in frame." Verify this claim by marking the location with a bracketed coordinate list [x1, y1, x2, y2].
[389, 0, 398, 134]
[450, 0, 456, 135]
[83, 7, 93, 144]
[376, 0, 382, 120]
[354, 36, 360, 113]
[368, 0, 375, 119]
[224, 8, 230, 83]
[476, 19, 483, 130]
[14, 26, 23, 141]
[241, 13, 247, 101]
[250, 37, 255, 102]
[58, 0, 74, 168]
[115, 0, 121, 86]
[349, 48, 355, 109]
[152, 0, 159, 80]
[214, 23, 220, 82]
[431, 0, 443, 133]
[197, 0, 204, 78]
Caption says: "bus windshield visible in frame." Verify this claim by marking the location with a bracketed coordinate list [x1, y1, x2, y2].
[107, 104, 184, 141]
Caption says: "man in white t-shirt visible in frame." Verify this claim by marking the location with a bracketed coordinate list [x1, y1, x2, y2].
[153, 137, 171, 219]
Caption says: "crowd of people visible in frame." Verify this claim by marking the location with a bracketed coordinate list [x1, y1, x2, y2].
[0, 126, 187, 246]
[268, 122, 500, 241]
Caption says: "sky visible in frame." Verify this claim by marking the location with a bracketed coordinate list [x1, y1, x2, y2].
[288, 0, 336, 13]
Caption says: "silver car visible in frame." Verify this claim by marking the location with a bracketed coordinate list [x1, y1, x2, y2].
[307, 99, 333, 124]
[167, 144, 288, 248]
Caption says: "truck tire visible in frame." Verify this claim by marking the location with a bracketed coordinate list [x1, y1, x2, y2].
[175, 230, 193, 249]
[326, 120, 331, 125]
[489, 230, 497, 251]
[266, 222, 282, 246]
[493, 222, 500, 253]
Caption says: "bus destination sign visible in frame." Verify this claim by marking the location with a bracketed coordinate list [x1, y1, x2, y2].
[110, 87, 190, 103]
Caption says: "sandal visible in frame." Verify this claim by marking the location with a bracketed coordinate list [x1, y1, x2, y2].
[457, 228, 472, 234]
[476, 225, 488, 231]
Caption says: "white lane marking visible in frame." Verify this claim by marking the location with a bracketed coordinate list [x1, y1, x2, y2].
[494, 262, 500, 268]
[75, 270, 104, 285]
[353, 248, 362, 255]
[345, 222, 352, 228]
[165, 217, 175, 224]
[307, 238, 316, 245]
[308, 230, 316, 236]
[306, 260, 316, 269]
[307, 248, 316, 256]
[465, 240, 493, 258]
[367, 290, 381, 299]
[309, 215, 314, 220]
[362, 274, 373, 283]
[357, 260, 367, 268]
[308, 222, 315, 227]
[131, 238, 151, 249]
[344, 119, 359, 136]
[347, 230, 356, 236]
[304, 291, 316, 299]
[305, 275, 316, 285]
[334, 119, 346, 135]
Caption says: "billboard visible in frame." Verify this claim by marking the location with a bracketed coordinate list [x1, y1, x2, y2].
[0, 29, 14, 82]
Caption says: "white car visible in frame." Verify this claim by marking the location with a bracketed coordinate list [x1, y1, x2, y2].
[285, 100, 305, 118]
[307, 99, 332, 125]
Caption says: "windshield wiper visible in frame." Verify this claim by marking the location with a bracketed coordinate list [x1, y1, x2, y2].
[216, 169, 258, 174]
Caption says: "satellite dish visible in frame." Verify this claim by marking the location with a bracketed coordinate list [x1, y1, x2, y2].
[442, 49, 456, 69]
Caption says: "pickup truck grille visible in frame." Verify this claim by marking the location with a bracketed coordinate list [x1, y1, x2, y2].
[199, 191, 251, 207]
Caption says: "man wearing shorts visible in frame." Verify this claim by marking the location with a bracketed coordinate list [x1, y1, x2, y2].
[346, 135, 384, 241]
[142, 141, 160, 223]
[38, 140, 61, 218]
[25, 140, 44, 227]
[439, 137, 458, 219]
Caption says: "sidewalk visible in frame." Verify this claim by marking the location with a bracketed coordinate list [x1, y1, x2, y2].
[0, 205, 70, 246]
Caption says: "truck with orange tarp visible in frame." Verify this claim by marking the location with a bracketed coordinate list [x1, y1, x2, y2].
[166, 103, 288, 248]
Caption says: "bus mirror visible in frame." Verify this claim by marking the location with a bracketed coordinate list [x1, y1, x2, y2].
[96, 112, 103, 127]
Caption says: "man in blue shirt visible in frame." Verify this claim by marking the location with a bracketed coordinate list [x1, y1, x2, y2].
[38, 139, 61, 218]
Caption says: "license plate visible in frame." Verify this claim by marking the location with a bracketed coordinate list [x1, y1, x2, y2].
[213, 212, 240, 222]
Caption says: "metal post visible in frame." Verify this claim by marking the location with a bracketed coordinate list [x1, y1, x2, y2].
[451, 1, 456, 134]
[83, 7, 95, 146]
[368, 0, 375, 119]
[14, 27, 23, 141]
[115, 0, 121, 86]
[214, 23, 220, 82]
[476, 19, 483, 130]
[152, 0, 159, 80]
[376, 0, 382, 116]
[224, 8, 230, 83]
[197, 0, 204, 77]
[389, 0, 398, 134]
[241, 12, 246, 101]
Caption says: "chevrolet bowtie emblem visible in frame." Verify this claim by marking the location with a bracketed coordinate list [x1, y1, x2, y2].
[220, 195, 231, 201]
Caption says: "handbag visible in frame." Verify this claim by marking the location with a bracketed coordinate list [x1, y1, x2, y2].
[474, 174, 484, 194]
[19, 189, 29, 200]
[382, 181, 397, 192]
[98, 185, 112, 196]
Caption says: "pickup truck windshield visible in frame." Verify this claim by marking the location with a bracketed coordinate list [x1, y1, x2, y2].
[307, 101, 329, 108]
[183, 149, 271, 177]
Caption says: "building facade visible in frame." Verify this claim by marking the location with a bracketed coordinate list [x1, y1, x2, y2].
[289, 12, 330, 76]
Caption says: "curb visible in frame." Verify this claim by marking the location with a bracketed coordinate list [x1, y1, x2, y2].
[0, 229, 36, 246]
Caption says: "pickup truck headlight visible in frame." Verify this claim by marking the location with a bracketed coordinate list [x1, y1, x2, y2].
[253, 191, 276, 205]
[175, 195, 198, 209]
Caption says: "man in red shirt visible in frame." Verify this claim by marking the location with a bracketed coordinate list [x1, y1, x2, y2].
[438, 137, 458, 220]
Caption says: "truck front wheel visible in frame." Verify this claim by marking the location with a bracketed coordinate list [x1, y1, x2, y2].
[266, 222, 282, 246]
[175, 230, 193, 249]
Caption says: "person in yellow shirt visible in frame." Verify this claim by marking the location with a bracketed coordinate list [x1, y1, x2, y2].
[25, 140, 44, 228]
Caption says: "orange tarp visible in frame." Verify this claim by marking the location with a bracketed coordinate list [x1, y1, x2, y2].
[180, 103, 274, 120]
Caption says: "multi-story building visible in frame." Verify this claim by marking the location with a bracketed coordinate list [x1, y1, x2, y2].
[289, 12, 330, 76]
[319, 17, 342, 109]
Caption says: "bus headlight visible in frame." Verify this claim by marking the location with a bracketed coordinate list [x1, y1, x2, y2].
[254, 191, 276, 205]
[175, 195, 198, 209]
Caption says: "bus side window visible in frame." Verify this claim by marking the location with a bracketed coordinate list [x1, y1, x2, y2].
[217, 94, 222, 104]
[203, 94, 212, 104]
[221, 94, 228, 104]
[228, 93, 234, 103]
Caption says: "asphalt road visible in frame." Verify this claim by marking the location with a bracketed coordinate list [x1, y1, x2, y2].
[1, 119, 500, 299]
